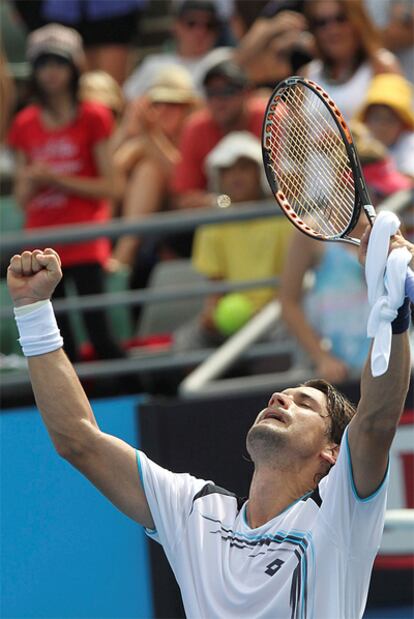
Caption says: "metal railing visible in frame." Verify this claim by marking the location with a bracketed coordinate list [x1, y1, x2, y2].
[1, 189, 413, 392]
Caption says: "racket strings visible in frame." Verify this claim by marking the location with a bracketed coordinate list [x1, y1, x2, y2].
[266, 84, 355, 237]
[268, 120, 351, 235]
[270, 91, 353, 233]
[269, 90, 354, 235]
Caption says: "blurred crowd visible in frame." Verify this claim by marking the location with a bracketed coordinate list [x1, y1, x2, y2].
[1, 0, 413, 387]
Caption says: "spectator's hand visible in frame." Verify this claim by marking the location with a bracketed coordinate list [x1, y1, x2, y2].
[316, 352, 349, 383]
[26, 162, 57, 186]
[7, 248, 62, 307]
[105, 257, 131, 274]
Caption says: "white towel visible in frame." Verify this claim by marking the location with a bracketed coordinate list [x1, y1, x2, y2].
[365, 211, 411, 377]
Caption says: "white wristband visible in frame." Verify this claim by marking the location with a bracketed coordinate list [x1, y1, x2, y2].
[14, 300, 64, 357]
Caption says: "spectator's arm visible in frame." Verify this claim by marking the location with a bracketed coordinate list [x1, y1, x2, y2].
[13, 150, 36, 209]
[111, 158, 166, 267]
[30, 139, 121, 201]
[234, 11, 308, 68]
[380, 3, 414, 52]
[279, 231, 349, 382]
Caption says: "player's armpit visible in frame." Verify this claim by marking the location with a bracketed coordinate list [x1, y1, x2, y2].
[64, 426, 155, 530]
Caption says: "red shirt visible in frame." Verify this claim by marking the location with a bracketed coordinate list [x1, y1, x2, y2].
[171, 97, 267, 194]
[8, 101, 113, 266]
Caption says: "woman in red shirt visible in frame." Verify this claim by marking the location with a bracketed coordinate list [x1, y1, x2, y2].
[8, 23, 125, 362]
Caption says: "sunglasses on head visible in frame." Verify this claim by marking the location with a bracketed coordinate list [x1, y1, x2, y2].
[181, 17, 218, 31]
[311, 12, 348, 30]
[205, 83, 244, 99]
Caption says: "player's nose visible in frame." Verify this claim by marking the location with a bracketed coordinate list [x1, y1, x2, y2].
[268, 392, 290, 409]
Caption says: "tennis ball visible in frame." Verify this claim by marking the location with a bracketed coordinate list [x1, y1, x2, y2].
[213, 293, 254, 336]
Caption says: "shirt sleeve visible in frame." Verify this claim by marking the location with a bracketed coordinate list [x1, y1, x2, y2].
[192, 226, 224, 278]
[136, 450, 209, 555]
[318, 425, 389, 557]
[86, 103, 114, 144]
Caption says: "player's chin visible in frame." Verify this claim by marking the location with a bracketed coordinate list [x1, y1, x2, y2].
[246, 423, 287, 459]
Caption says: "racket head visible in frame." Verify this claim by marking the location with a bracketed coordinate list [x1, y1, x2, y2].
[262, 76, 373, 245]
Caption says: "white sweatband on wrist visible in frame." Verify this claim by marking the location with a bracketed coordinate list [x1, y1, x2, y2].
[14, 300, 64, 357]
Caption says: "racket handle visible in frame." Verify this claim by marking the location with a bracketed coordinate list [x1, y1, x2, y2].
[363, 204, 376, 226]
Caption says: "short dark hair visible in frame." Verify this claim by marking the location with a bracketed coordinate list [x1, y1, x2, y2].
[304, 379, 357, 445]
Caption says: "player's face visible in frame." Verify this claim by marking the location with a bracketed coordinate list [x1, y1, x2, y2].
[246, 386, 332, 467]
[218, 158, 262, 203]
[34, 55, 74, 96]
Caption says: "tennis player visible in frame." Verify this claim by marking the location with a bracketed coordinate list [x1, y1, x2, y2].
[7, 232, 413, 619]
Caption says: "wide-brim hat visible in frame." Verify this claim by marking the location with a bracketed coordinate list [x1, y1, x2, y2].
[79, 71, 124, 114]
[356, 74, 414, 130]
[147, 65, 198, 104]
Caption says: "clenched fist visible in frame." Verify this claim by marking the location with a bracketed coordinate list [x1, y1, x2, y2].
[7, 248, 62, 307]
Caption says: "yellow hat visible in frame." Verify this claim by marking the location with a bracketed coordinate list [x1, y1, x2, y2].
[356, 74, 414, 130]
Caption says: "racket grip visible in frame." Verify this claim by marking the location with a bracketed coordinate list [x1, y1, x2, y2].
[363, 204, 376, 226]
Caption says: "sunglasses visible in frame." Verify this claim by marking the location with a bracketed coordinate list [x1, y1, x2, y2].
[311, 13, 348, 30]
[205, 84, 244, 99]
[181, 17, 218, 31]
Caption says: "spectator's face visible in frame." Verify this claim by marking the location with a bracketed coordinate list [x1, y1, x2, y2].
[151, 101, 192, 140]
[218, 157, 262, 203]
[204, 77, 247, 129]
[34, 55, 74, 96]
[364, 105, 405, 148]
[174, 10, 219, 56]
[309, 1, 357, 63]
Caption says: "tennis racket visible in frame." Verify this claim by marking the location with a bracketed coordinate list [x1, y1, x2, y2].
[262, 76, 376, 245]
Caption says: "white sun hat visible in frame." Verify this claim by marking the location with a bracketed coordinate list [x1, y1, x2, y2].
[205, 131, 270, 195]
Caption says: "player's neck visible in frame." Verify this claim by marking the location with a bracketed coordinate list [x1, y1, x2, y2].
[246, 466, 314, 529]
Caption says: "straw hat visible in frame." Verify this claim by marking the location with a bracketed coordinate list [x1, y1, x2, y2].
[79, 71, 124, 115]
[356, 74, 414, 130]
[147, 66, 198, 104]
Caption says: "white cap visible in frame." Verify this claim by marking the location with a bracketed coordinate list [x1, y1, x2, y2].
[205, 131, 270, 194]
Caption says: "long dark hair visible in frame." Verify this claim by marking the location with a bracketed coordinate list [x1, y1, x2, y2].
[30, 57, 80, 109]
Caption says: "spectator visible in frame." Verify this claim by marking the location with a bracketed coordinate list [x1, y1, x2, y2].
[356, 73, 414, 179]
[364, 0, 414, 83]
[233, 1, 315, 89]
[300, 0, 402, 120]
[174, 131, 292, 351]
[123, 0, 221, 101]
[79, 70, 125, 121]
[7, 23, 125, 362]
[172, 58, 267, 210]
[12, 0, 146, 85]
[110, 66, 199, 272]
[279, 121, 411, 383]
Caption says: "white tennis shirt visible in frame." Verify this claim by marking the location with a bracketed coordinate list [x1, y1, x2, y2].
[136, 427, 388, 619]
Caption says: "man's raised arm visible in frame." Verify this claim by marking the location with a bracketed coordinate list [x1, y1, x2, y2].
[347, 229, 412, 499]
[7, 249, 154, 529]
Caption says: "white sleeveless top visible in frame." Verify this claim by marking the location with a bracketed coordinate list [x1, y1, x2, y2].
[306, 59, 373, 120]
